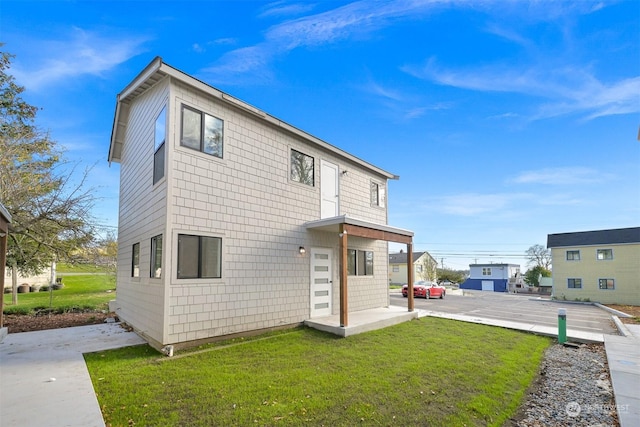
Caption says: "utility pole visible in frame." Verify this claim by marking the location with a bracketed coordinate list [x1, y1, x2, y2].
[441, 258, 444, 269]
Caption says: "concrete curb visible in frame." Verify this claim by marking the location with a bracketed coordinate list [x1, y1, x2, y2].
[611, 315, 632, 337]
[595, 303, 633, 318]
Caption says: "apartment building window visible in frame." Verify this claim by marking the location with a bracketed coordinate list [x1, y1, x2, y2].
[177, 234, 222, 279]
[482, 267, 492, 276]
[392, 265, 399, 272]
[567, 278, 582, 289]
[598, 278, 615, 290]
[153, 106, 166, 184]
[371, 181, 386, 208]
[290, 149, 314, 186]
[181, 105, 224, 158]
[596, 249, 613, 260]
[131, 243, 140, 277]
[150, 235, 163, 278]
[347, 249, 374, 276]
[566, 250, 580, 261]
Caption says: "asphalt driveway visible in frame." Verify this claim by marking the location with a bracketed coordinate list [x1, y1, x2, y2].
[390, 290, 618, 336]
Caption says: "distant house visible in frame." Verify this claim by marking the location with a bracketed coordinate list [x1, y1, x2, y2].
[107, 57, 415, 349]
[547, 227, 640, 305]
[388, 251, 436, 284]
[460, 263, 521, 292]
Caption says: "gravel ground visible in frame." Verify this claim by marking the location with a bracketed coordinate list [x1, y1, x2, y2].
[510, 342, 618, 427]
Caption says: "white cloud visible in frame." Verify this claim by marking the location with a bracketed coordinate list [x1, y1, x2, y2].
[435, 192, 532, 216]
[259, 2, 318, 18]
[12, 27, 149, 91]
[510, 167, 613, 185]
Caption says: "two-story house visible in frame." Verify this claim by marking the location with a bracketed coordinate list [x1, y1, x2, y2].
[388, 251, 437, 285]
[107, 58, 415, 349]
[459, 263, 521, 292]
[547, 227, 640, 305]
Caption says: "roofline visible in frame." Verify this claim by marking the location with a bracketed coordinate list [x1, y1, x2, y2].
[547, 226, 640, 248]
[469, 263, 520, 267]
[304, 214, 413, 237]
[0, 202, 11, 223]
[108, 57, 399, 179]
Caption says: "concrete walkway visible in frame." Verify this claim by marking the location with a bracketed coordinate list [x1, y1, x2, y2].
[1, 312, 638, 426]
[0, 323, 145, 427]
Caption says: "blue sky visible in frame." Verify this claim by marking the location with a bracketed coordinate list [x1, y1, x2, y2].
[2, 0, 639, 271]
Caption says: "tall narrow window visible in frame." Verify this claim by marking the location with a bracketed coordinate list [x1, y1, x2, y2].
[290, 149, 314, 186]
[150, 235, 162, 278]
[371, 181, 386, 207]
[131, 243, 140, 277]
[153, 106, 166, 184]
[177, 234, 222, 279]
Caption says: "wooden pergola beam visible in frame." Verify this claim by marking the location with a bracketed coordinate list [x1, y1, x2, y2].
[337, 222, 414, 327]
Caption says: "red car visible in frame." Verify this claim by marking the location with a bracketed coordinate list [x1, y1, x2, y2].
[402, 281, 446, 299]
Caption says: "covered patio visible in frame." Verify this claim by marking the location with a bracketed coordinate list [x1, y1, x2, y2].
[304, 215, 418, 336]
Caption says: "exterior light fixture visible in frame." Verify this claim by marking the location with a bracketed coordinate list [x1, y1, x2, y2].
[299, 246, 306, 254]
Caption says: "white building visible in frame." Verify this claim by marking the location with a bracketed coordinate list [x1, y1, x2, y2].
[107, 58, 414, 349]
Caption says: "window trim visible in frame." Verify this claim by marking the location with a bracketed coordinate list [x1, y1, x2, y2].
[567, 278, 582, 289]
[290, 148, 315, 187]
[347, 249, 374, 276]
[370, 180, 386, 208]
[150, 235, 163, 279]
[566, 250, 580, 261]
[153, 105, 167, 184]
[131, 242, 140, 278]
[482, 267, 492, 276]
[598, 278, 615, 290]
[177, 234, 223, 279]
[180, 104, 224, 158]
[596, 249, 613, 261]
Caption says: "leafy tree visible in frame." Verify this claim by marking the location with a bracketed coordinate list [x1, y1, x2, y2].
[0, 49, 97, 303]
[524, 265, 551, 287]
[436, 268, 467, 284]
[525, 244, 552, 270]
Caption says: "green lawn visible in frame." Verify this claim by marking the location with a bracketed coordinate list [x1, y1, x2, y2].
[2, 274, 115, 314]
[86, 318, 550, 426]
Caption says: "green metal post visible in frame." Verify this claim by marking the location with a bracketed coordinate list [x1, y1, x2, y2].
[558, 308, 567, 343]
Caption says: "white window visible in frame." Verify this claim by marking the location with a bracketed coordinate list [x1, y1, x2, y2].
[392, 265, 399, 272]
[482, 267, 492, 276]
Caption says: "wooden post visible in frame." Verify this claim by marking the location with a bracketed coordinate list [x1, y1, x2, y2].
[339, 224, 348, 327]
[407, 243, 414, 312]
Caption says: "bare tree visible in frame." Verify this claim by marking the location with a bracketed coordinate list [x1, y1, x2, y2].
[525, 244, 552, 270]
[0, 49, 97, 303]
[418, 253, 437, 282]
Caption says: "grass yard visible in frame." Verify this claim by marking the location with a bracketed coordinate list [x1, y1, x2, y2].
[2, 274, 115, 314]
[86, 318, 550, 426]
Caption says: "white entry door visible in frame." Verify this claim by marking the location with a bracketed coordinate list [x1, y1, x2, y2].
[321, 160, 339, 218]
[481, 280, 494, 291]
[310, 248, 332, 317]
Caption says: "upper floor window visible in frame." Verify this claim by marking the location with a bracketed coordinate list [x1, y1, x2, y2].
[177, 234, 222, 279]
[566, 250, 580, 261]
[347, 249, 374, 276]
[153, 106, 166, 184]
[290, 149, 314, 186]
[131, 243, 140, 277]
[151, 235, 163, 278]
[482, 267, 492, 276]
[598, 278, 615, 290]
[371, 181, 386, 208]
[181, 105, 224, 158]
[567, 278, 582, 288]
[596, 249, 613, 260]
[392, 265, 399, 272]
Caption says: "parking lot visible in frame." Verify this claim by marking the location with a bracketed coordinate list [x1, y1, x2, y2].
[390, 290, 618, 336]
